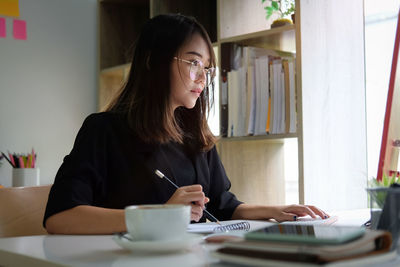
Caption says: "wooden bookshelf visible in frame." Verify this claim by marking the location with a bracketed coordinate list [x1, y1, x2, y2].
[219, 133, 298, 142]
[220, 25, 295, 51]
[213, 0, 300, 205]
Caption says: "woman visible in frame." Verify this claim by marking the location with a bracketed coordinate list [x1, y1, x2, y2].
[44, 14, 328, 234]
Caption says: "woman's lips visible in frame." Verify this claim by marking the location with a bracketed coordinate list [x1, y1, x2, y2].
[190, 89, 202, 97]
[190, 89, 203, 94]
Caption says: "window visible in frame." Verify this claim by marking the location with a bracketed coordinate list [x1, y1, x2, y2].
[365, 0, 398, 179]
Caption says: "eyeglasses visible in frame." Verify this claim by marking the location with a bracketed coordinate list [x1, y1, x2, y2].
[173, 57, 216, 87]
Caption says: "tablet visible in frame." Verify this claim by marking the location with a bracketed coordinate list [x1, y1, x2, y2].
[245, 224, 365, 245]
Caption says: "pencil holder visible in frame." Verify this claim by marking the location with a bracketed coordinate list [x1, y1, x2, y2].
[12, 168, 40, 187]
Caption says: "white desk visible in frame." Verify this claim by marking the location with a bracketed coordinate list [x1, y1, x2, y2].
[0, 220, 271, 267]
[1, 210, 399, 267]
[0, 234, 220, 267]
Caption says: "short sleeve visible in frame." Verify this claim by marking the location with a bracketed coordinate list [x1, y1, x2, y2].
[205, 146, 243, 220]
[43, 113, 109, 226]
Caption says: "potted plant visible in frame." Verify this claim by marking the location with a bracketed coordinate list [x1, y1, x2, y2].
[367, 174, 400, 228]
[261, 0, 295, 28]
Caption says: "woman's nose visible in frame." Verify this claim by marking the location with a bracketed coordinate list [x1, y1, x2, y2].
[194, 69, 206, 85]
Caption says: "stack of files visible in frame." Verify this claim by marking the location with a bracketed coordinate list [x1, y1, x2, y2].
[226, 46, 296, 137]
[268, 58, 296, 135]
[213, 228, 394, 266]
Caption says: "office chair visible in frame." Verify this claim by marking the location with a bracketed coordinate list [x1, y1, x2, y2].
[0, 184, 51, 237]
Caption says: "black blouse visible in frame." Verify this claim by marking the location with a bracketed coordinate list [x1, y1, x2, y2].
[43, 112, 242, 225]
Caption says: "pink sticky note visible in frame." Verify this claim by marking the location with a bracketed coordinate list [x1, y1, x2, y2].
[0, 18, 5, 38]
[13, 19, 27, 40]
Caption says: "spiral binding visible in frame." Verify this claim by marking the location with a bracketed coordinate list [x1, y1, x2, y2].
[213, 221, 251, 232]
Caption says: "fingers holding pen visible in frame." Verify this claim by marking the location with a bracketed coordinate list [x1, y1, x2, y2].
[182, 185, 207, 207]
[165, 184, 210, 222]
[166, 184, 209, 208]
[156, 171, 210, 220]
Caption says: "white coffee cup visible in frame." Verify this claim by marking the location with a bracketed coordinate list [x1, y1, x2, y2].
[124, 204, 190, 241]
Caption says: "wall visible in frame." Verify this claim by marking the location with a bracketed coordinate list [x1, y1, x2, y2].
[299, 0, 367, 210]
[0, 0, 97, 186]
[219, 0, 280, 39]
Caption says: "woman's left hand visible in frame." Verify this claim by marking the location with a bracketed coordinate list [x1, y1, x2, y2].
[270, 204, 329, 222]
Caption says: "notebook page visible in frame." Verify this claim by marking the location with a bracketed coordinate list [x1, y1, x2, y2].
[187, 223, 219, 233]
[187, 220, 273, 234]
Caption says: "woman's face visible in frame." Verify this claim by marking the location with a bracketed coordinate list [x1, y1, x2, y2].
[170, 33, 211, 110]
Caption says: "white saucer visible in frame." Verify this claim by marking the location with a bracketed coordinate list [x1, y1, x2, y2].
[112, 233, 203, 252]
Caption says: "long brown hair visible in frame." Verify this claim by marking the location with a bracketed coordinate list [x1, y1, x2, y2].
[106, 14, 216, 152]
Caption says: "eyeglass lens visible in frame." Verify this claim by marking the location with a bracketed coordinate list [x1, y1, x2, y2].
[189, 64, 215, 86]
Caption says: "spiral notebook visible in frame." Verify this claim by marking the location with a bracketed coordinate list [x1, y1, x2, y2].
[187, 217, 337, 234]
[187, 220, 251, 234]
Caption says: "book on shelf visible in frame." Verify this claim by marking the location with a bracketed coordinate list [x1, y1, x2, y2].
[220, 76, 229, 137]
[288, 59, 296, 133]
[270, 59, 281, 134]
[227, 68, 247, 137]
[219, 43, 233, 137]
[213, 229, 394, 266]
[255, 56, 269, 135]
[283, 59, 291, 133]
[225, 45, 296, 138]
[266, 97, 271, 133]
[227, 70, 235, 137]
[246, 65, 256, 135]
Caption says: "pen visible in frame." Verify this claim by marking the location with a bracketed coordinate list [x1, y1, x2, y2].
[31, 148, 36, 168]
[19, 156, 25, 168]
[154, 169, 222, 225]
[8, 152, 15, 167]
[1, 152, 15, 167]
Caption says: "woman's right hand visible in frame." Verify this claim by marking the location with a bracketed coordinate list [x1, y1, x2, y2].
[166, 184, 209, 222]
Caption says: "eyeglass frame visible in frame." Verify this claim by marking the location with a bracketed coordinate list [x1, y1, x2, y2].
[173, 57, 216, 87]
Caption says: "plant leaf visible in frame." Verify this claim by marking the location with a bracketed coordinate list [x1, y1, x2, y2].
[267, 9, 273, 18]
[261, 0, 266, 3]
[383, 173, 389, 186]
[271, 1, 279, 10]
